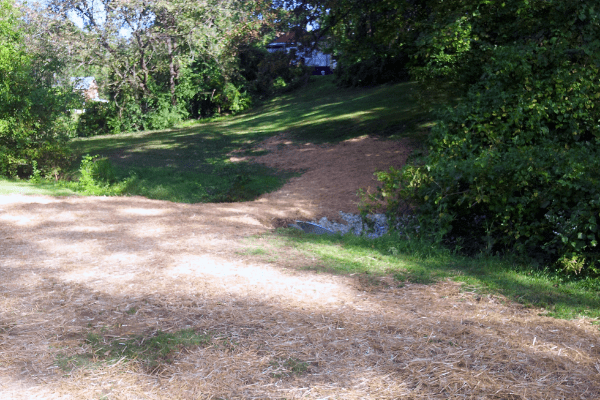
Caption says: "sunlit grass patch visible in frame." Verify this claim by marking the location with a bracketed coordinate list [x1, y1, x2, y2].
[265, 228, 600, 321]
[59, 76, 430, 203]
[8, 76, 431, 203]
[266, 228, 455, 279]
[0, 178, 76, 196]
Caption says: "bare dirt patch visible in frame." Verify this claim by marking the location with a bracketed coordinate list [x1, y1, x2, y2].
[0, 136, 599, 399]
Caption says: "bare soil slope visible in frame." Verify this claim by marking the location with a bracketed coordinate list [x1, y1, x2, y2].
[0, 136, 599, 399]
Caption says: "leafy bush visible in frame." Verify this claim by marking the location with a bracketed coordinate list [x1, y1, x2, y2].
[213, 82, 253, 114]
[77, 94, 190, 136]
[76, 154, 119, 194]
[249, 49, 312, 97]
[145, 98, 189, 130]
[367, 0, 600, 275]
[334, 53, 410, 87]
[76, 102, 113, 137]
[0, 1, 78, 178]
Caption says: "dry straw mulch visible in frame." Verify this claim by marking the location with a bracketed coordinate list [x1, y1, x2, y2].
[1, 136, 599, 399]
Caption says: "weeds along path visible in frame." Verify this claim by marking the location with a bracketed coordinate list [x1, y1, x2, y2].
[1, 136, 599, 399]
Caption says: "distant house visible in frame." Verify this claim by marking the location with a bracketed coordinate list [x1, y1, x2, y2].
[70, 77, 108, 103]
[267, 33, 336, 75]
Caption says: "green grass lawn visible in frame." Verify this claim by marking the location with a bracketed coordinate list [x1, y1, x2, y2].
[61, 76, 429, 203]
[0, 178, 76, 196]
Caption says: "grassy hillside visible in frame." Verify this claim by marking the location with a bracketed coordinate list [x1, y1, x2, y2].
[62, 76, 430, 203]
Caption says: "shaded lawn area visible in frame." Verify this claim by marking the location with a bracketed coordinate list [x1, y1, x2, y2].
[66, 76, 431, 203]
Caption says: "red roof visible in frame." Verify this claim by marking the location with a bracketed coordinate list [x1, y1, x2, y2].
[272, 32, 296, 44]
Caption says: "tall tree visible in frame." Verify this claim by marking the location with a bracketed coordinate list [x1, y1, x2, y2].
[48, 0, 280, 130]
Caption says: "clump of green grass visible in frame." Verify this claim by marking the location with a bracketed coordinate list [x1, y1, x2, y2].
[84, 329, 212, 371]
[55, 353, 95, 373]
[55, 328, 215, 374]
[238, 247, 269, 256]
[265, 228, 600, 321]
[269, 357, 309, 378]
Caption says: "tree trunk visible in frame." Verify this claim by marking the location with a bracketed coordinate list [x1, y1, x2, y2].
[167, 37, 178, 107]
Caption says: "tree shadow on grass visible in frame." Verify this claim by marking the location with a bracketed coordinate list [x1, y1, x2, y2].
[222, 78, 431, 144]
[65, 77, 436, 204]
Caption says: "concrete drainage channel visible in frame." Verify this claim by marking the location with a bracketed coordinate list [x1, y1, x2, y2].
[289, 211, 390, 239]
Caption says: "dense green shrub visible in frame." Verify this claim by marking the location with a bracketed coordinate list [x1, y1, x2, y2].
[212, 82, 253, 114]
[78, 155, 116, 185]
[77, 91, 190, 136]
[145, 97, 189, 130]
[74, 154, 129, 195]
[246, 48, 312, 97]
[334, 53, 410, 87]
[76, 102, 112, 137]
[366, 0, 600, 275]
[0, 0, 78, 177]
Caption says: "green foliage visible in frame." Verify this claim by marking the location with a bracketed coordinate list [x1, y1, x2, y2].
[213, 82, 253, 114]
[334, 53, 410, 87]
[76, 102, 113, 137]
[0, 0, 78, 178]
[145, 98, 189, 130]
[282, 0, 420, 86]
[359, 166, 405, 219]
[187, 45, 311, 120]
[381, 0, 600, 275]
[76, 154, 120, 195]
[61, 0, 289, 133]
[248, 49, 312, 97]
[28, 160, 42, 183]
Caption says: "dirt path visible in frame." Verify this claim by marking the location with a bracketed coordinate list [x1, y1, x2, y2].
[0, 136, 599, 399]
